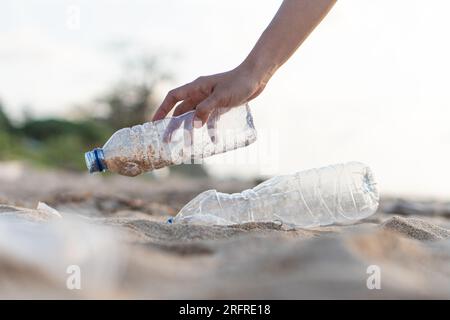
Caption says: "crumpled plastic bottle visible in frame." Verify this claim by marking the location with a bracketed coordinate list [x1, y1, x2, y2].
[85, 104, 257, 176]
[170, 162, 379, 227]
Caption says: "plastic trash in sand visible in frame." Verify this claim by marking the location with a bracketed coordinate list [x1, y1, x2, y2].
[0, 214, 125, 296]
[169, 162, 379, 227]
[84, 104, 256, 176]
[37, 201, 62, 218]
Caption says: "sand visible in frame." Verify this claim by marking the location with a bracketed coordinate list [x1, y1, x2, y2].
[0, 162, 449, 299]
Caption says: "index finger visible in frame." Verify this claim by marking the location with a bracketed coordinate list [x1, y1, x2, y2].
[152, 83, 193, 121]
[162, 115, 183, 143]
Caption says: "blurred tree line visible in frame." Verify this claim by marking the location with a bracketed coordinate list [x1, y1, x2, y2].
[0, 57, 207, 177]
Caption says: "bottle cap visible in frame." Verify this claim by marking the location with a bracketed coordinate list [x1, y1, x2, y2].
[84, 148, 107, 173]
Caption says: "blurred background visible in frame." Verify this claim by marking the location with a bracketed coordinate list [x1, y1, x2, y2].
[0, 0, 449, 197]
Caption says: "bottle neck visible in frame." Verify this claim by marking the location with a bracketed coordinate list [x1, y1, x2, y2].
[85, 148, 107, 173]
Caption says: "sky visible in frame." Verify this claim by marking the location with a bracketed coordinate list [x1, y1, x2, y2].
[1, 0, 450, 197]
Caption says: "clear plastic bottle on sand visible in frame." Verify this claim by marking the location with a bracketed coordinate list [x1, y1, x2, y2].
[85, 104, 257, 176]
[170, 162, 379, 227]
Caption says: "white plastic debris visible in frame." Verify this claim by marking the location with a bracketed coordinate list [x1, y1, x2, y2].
[172, 162, 379, 227]
[37, 201, 62, 218]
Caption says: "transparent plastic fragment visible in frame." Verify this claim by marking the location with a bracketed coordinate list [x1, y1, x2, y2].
[173, 162, 379, 227]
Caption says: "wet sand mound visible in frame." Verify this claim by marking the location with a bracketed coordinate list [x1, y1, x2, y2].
[381, 216, 450, 240]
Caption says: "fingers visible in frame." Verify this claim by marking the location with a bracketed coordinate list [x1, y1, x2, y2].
[207, 109, 218, 144]
[183, 112, 195, 161]
[173, 99, 196, 117]
[162, 99, 198, 142]
[247, 85, 264, 102]
[162, 116, 183, 143]
[194, 94, 221, 128]
[152, 83, 193, 121]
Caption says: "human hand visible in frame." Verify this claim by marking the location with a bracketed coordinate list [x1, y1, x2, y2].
[152, 0, 337, 127]
[152, 63, 268, 127]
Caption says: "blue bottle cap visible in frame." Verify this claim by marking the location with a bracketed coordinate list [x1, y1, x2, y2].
[84, 148, 107, 173]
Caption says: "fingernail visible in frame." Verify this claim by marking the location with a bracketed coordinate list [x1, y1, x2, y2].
[193, 116, 203, 128]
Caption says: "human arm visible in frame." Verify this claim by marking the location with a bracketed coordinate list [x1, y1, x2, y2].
[152, 0, 337, 126]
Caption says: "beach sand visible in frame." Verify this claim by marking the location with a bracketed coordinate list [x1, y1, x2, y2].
[0, 162, 449, 299]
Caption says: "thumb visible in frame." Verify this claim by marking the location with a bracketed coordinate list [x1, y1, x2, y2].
[194, 94, 220, 128]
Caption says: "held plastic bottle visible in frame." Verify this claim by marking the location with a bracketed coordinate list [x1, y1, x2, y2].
[170, 162, 379, 227]
[85, 104, 257, 176]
